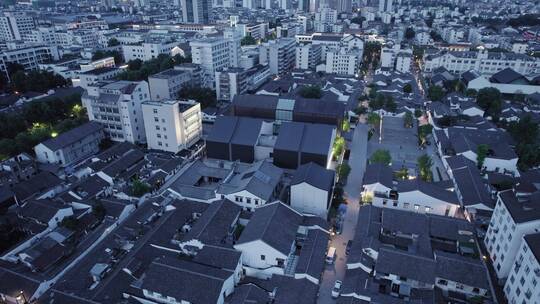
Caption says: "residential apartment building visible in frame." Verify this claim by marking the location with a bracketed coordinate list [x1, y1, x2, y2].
[34, 122, 104, 167]
[0, 12, 35, 41]
[295, 44, 322, 70]
[236, 23, 268, 41]
[122, 39, 181, 62]
[190, 34, 240, 88]
[259, 38, 296, 76]
[503, 233, 540, 304]
[381, 43, 413, 73]
[215, 67, 248, 102]
[485, 191, 540, 281]
[181, 0, 212, 24]
[0, 45, 60, 77]
[82, 81, 149, 143]
[423, 49, 540, 76]
[142, 100, 202, 153]
[148, 66, 200, 101]
[325, 47, 361, 76]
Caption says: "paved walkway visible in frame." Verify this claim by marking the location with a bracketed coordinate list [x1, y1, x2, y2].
[318, 124, 368, 303]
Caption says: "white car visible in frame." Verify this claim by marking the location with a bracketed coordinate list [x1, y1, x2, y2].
[332, 280, 342, 298]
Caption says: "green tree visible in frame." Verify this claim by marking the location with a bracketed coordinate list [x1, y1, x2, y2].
[342, 120, 350, 132]
[350, 16, 365, 25]
[414, 109, 423, 118]
[299, 85, 322, 99]
[332, 136, 346, 159]
[508, 115, 540, 170]
[403, 83, 412, 94]
[353, 106, 367, 115]
[405, 27, 415, 39]
[108, 38, 120, 47]
[178, 86, 217, 109]
[417, 154, 433, 181]
[466, 88, 477, 97]
[427, 85, 444, 101]
[476, 87, 502, 120]
[476, 144, 489, 170]
[370, 93, 385, 110]
[418, 124, 433, 146]
[384, 95, 397, 112]
[132, 179, 151, 197]
[403, 111, 414, 128]
[370, 149, 392, 166]
[395, 167, 408, 180]
[336, 163, 351, 182]
[240, 35, 257, 46]
[367, 112, 381, 128]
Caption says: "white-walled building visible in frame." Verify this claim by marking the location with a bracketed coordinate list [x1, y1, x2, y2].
[295, 44, 322, 70]
[0, 45, 60, 76]
[485, 191, 540, 281]
[423, 49, 540, 76]
[142, 99, 202, 153]
[259, 38, 296, 76]
[380, 43, 413, 73]
[215, 67, 248, 102]
[190, 33, 240, 88]
[290, 162, 334, 218]
[0, 12, 35, 41]
[325, 47, 361, 76]
[503, 233, 540, 304]
[82, 80, 149, 143]
[122, 40, 182, 62]
[34, 122, 104, 167]
[148, 67, 197, 101]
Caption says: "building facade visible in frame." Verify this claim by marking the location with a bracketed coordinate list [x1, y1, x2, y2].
[142, 99, 202, 153]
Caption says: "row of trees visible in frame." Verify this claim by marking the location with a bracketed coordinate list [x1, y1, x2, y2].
[0, 94, 86, 159]
[118, 54, 191, 81]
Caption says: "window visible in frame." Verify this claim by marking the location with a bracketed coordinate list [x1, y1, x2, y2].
[403, 203, 410, 209]
[246, 198, 251, 204]
[260, 255, 265, 260]
[414, 204, 420, 211]
[425, 206, 431, 213]
[392, 201, 398, 207]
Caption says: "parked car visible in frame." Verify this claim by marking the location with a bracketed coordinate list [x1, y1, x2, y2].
[332, 280, 343, 298]
[346, 240, 353, 255]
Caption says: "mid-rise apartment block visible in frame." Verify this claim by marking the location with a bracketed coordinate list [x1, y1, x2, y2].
[82, 81, 150, 143]
[190, 34, 240, 88]
[423, 49, 540, 76]
[485, 191, 540, 281]
[295, 44, 322, 70]
[148, 65, 201, 101]
[0, 45, 60, 76]
[259, 38, 296, 76]
[325, 48, 361, 76]
[0, 12, 35, 41]
[503, 233, 540, 304]
[142, 100, 202, 153]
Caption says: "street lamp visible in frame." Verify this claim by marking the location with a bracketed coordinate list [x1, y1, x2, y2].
[16, 290, 28, 304]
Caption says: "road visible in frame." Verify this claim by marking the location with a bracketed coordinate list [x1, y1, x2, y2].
[318, 124, 368, 304]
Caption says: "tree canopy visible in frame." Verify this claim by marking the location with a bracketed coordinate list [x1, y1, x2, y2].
[417, 154, 433, 181]
[178, 86, 217, 109]
[476, 87, 502, 120]
[240, 35, 257, 46]
[370, 149, 392, 166]
[299, 85, 322, 99]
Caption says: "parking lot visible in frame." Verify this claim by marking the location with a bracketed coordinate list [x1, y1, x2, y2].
[368, 116, 422, 171]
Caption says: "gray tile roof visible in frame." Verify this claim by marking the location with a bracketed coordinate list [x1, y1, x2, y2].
[434, 251, 490, 290]
[40, 122, 103, 151]
[271, 275, 319, 304]
[274, 121, 335, 156]
[141, 256, 232, 304]
[237, 202, 302, 255]
[217, 161, 283, 202]
[226, 284, 269, 304]
[499, 190, 540, 224]
[363, 163, 393, 188]
[376, 247, 436, 284]
[524, 232, 540, 263]
[452, 164, 494, 208]
[291, 162, 334, 191]
[397, 179, 460, 205]
[182, 199, 241, 246]
[295, 228, 329, 280]
[206, 116, 262, 146]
